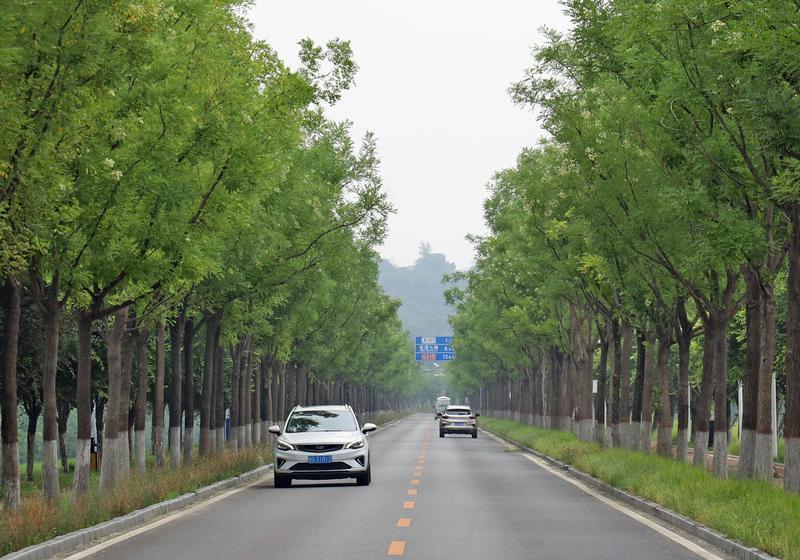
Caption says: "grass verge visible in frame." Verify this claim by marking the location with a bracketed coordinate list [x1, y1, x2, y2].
[482, 417, 800, 560]
[0, 447, 270, 555]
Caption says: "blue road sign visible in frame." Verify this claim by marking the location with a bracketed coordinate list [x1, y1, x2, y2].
[414, 336, 452, 345]
[415, 352, 455, 361]
[415, 344, 454, 353]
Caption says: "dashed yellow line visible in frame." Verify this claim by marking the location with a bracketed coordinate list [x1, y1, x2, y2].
[397, 518, 411, 527]
[410, 479, 420, 485]
[388, 541, 406, 556]
[407, 488, 418, 495]
[403, 501, 415, 509]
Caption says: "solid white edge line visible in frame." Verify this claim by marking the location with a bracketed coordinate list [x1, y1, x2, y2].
[482, 430, 725, 560]
[61, 474, 273, 560]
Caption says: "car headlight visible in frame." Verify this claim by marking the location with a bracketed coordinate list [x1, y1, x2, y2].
[345, 438, 365, 450]
[276, 439, 294, 451]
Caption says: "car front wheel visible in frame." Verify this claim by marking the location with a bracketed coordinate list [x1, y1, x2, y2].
[356, 464, 371, 486]
[274, 473, 291, 488]
[472, 429, 478, 439]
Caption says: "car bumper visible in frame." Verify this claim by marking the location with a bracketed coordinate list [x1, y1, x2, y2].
[440, 423, 477, 433]
[274, 448, 369, 479]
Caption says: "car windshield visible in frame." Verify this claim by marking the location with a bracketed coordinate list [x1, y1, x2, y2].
[447, 409, 471, 416]
[285, 410, 358, 433]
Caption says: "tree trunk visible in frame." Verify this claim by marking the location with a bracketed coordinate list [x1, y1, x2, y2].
[1, 275, 21, 507]
[41, 302, 60, 503]
[595, 326, 609, 446]
[153, 321, 166, 468]
[25, 403, 41, 482]
[199, 313, 219, 457]
[231, 344, 241, 451]
[784, 201, 800, 493]
[656, 335, 673, 457]
[183, 319, 195, 464]
[675, 299, 692, 463]
[754, 283, 777, 480]
[57, 401, 70, 473]
[169, 313, 185, 467]
[253, 355, 262, 446]
[640, 332, 656, 453]
[278, 362, 287, 424]
[631, 333, 645, 449]
[693, 319, 716, 469]
[134, 328, 149, 473]
[619, 323, 633, 447]
[100, 307, 128, 491]
[712, 315, 731, 479]
[739, 267, 761, 478]
[214, 343, 225, 451]
[116, 320, 134, 480]
[609, 320, 622, 447]
[72, 311, 93, 499]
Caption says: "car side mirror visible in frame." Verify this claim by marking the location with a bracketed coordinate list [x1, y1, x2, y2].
[268, 425, 282, 435]
[435, 412, 442, 418]
[474, 413, 481, 417]
[362, 423, 377, 434]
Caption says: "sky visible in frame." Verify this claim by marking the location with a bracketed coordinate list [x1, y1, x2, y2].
[248, 1, 571, 270]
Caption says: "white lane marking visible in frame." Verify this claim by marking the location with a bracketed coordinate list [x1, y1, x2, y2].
[481, 431, 725, 560]
[61, 474, 272, 560]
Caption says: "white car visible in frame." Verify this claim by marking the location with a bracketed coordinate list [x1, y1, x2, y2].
[439, 405, 479, 438]
[268, 405, 376, 488]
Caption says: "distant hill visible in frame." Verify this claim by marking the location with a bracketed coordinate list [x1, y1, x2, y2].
[378, 244, 463, 340]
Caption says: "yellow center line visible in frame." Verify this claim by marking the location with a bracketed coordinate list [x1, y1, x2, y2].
[410, 479, 420, 485]
[388, 541, 406, 556]
[407, 488, 418, 495]
[403, 501, 415, 509]
[397, 518, 411, 528]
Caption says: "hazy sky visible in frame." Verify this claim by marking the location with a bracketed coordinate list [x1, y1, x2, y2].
[248, 1, 571, 269]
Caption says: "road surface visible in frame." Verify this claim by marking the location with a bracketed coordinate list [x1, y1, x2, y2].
[68, 415, 734, 560]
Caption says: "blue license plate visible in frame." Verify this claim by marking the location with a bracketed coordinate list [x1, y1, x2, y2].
[308, 455, 332, 464]
[453, 422, 465, 426]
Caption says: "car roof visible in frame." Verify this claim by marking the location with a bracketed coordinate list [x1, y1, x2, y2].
[293, 405, 351, 411]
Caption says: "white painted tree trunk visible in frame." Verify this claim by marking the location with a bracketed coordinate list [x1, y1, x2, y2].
[183, 426, 194, 464]
[153, 425, 164, 468]
[738, 429, 755, 477]
[99, 436, 118, 490]
[2, 442, 20, 507]
[629, 421, 641, 450]
[640, 420, 652, 452]
[42, 440, 59, 500]
[676, 429, 689, 462]
[169, 426, 181, 467]
[754, 432, 774, 481]
[578, 418, 593, 442]
[72, 438, 91, 501]
[693, 431, 709, 469]
[135, 430, 146, 472]
[713, 431, 728, 478]
[785, 438, 800, 493]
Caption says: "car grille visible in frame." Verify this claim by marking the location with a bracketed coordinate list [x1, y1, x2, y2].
[290, 462, 351, 471]
[296, 444, 344, 453]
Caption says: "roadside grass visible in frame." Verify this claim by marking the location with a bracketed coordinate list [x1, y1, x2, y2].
[0, 447, 270, 555]
[482, 417, 800, 560]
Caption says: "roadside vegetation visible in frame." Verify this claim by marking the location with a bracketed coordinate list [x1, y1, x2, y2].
[482, 418, 800, 560]
[0, 447, 268, 555]
[447, 0, 800, 498]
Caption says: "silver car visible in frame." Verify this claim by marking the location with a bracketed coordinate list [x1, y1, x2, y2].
[268, 405, 376, 488]
[439, 405, 479, 438]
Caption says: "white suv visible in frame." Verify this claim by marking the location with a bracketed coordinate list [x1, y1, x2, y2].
[268, 405, 376, 488]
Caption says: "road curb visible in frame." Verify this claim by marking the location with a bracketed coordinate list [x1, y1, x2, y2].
[1, 464, 273, 560]
[481, 427, 781, 560]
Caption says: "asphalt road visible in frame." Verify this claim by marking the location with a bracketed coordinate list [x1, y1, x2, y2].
[73, 414, 734, 560]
